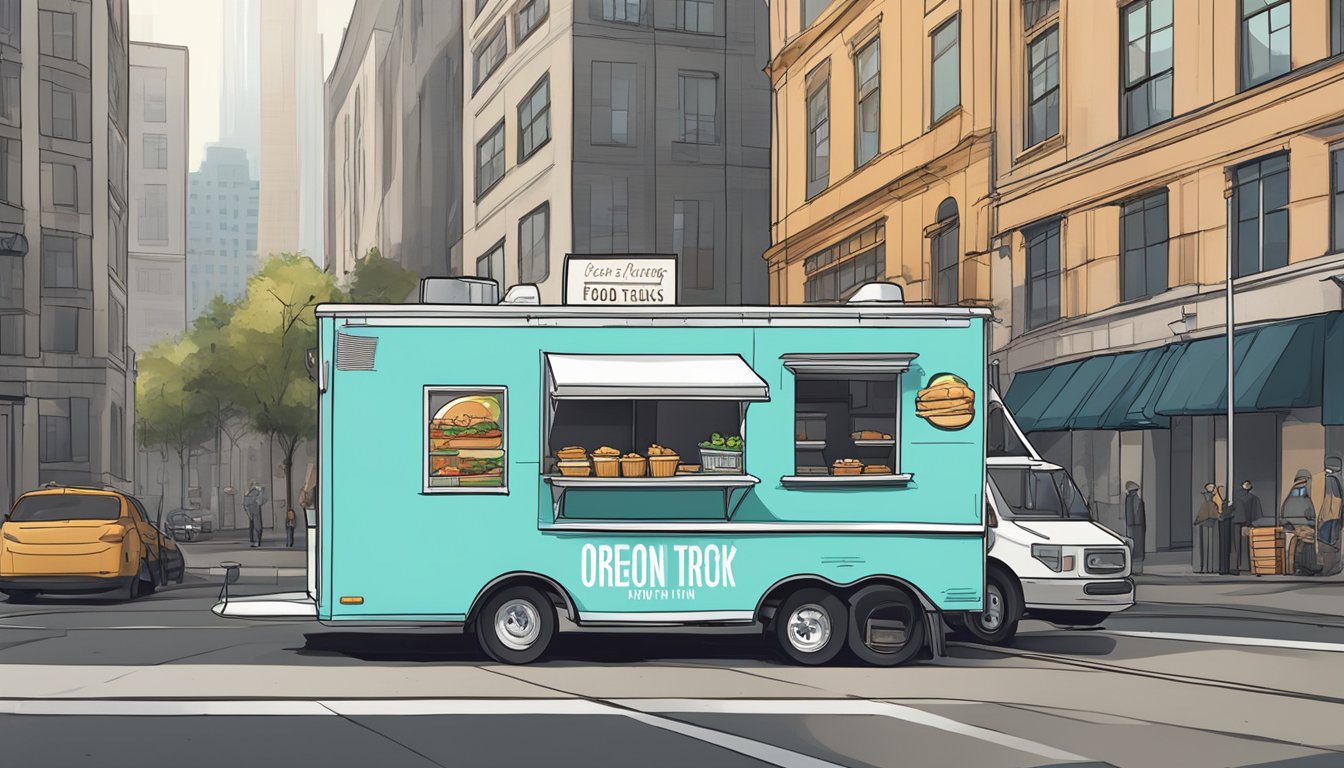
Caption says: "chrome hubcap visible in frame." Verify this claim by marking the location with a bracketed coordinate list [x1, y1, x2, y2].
[979, 585, 1004, 631]
[786, 604, 832, 653]
[495, 599, 541, 651]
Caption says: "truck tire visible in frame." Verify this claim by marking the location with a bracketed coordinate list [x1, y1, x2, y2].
[846, 585, 925, 666]
[477, 586, 556, 664]
[958, 568, 1019, 645]
[773, 588, 847, 665]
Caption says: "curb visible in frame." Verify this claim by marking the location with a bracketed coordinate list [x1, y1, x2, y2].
[184, 566, 307, 583]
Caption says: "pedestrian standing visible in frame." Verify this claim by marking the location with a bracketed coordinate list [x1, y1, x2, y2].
[1315, 457, 1343, 575]
[1124, 481, 1146, 574]
[1234, 480, 1265, 572]
[1195, 483, 1221, 573]
[1282, 470, 1317, 575]
[285, 507, 297, 548]
[243, 482, 265, 548]
[1218, 484, 1241, 575]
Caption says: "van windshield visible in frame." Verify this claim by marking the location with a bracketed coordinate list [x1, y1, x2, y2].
[989, 467, 1090, 520]
[8, 494, 122, 522]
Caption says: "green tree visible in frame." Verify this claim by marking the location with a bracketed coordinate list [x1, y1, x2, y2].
[215, 254, 342, 519]
[185, 295, 248, 526]
[135, 336, 213, 518]
[346, 246, 419, 303]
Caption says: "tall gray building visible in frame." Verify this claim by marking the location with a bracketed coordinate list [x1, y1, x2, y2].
[219, 0, 260, 179]
[325, 0, 463, 281]
[186, 145, 258, 320]
[0, 0, 135, 503]
[462, 0, 771, 305]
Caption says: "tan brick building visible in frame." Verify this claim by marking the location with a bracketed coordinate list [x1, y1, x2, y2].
[769, 0, 1344, 563]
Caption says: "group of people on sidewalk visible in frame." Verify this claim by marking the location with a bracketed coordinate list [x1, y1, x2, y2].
[1122, 456, 1343, 576]
[240, 481, 303, 549]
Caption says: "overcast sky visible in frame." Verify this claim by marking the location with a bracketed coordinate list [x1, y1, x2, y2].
[129, 0, 357, 172]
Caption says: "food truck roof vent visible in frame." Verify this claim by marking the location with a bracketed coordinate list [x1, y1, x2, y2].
[420, 277, 499, 305]
[847, 282, 905, 304]
[500, 285, 541, 305]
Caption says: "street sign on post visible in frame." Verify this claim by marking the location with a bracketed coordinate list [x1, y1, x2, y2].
[563, 254, 677, 306]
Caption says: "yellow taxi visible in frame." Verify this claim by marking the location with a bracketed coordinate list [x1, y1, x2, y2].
[0, 484, 185, 601]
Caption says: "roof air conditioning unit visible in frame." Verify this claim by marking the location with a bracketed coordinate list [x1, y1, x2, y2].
[420, 277, 499, 305]
[500, 285, 541, 305]
[847, 282, 905, 305]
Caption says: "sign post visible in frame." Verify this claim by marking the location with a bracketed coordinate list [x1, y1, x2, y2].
[563, 254, 678, 306]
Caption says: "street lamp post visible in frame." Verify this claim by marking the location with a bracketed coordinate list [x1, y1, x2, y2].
[1225, 185, 1236, 528]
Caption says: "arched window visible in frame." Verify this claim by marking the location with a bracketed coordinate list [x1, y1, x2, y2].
[931, 198, 959, 305]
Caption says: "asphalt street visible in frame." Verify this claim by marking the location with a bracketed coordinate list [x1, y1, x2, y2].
[1, 547, 1343, 767]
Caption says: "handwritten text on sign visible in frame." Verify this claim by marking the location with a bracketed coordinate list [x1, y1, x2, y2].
[564, 256, 677, 305]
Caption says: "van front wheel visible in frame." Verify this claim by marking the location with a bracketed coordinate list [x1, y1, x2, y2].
[477, 586, 556, 664]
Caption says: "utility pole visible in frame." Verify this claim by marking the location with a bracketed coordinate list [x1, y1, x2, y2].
[1224, 182, 1236, 521]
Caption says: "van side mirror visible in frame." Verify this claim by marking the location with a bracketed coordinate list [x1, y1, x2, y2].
[304, 349, 318, 382]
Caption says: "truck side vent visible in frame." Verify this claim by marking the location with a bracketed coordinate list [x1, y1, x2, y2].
[335, 333, 378, 371]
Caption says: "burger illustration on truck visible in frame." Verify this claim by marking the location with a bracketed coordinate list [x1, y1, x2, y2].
[915, 373, 976, 431]
[429, 395, 504, 487]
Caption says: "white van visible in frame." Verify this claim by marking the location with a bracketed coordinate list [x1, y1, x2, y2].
[950, 391, 1135, 645]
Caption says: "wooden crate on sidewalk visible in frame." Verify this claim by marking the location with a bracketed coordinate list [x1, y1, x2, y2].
[1247, 527, 1286, 575]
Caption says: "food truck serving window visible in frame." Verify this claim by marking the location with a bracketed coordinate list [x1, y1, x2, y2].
[783, 354, 917, 485]
[424, 387, 507, 493]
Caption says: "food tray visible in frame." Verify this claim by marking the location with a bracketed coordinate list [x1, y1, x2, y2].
[832, 465, 863, 476]
[620, 456, 648, 477]
[700, 448, 743, 473]
[649, 455, 680, 478]
[593, 456, 619, 477]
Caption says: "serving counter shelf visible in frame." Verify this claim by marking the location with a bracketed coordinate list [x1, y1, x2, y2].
[544, 474, 761, 521]
[852, 439, 895, 447]
[780, 473, 913, 488]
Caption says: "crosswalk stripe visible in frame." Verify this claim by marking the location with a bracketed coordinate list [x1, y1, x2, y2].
[1105, 630, 1344, 653]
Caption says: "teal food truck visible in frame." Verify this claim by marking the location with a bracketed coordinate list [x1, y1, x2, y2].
[215, 279, 992, 667]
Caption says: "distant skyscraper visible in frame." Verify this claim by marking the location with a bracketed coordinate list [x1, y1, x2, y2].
[186, 146, 260, 320]
[220, 0, 261, 178]
[258, 0, 324, 265]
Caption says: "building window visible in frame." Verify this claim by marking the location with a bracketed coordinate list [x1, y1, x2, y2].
[473, 21, 508, 92]
[1023, 0, 1059, 30]
[803, 221, 886, 304]
[677, 0, 713, 33]
[0, 251, 20, 308]
[39, 10, 74, 60]
[1120, 191, 1169, 301]
[50, 162, 77, 210]
[518, 74, 550, 161]
[806, 65, 830, 199]
[1123, 0, 1173, 136]
[1024, 219, 1061, 330]
[603, 0, 641, 24]
[0, 60, 18, 125]
[515, 0, 548, 45]
[139, 184, 169, 242]
[0, 312, 20, 355]
[109, 296, 125, 362]
[801, 0, 831, 28]
[143, 133, 168, 169]
[1241, 0, 1291, 90]
[591, 62, 635, 146]
[42, 305, 80, 354]
[931, 16, 960, 123]
[678, 72, 718, 144]
[931, 198, 960, 305]
[476, 239, 505, 282]
[1332, 147, 1344, 252]
[141, 67, 167, 122]
[591, 177, 629, 253]
[0, 0, 19, 49]
[1334, 0, 1344, 55]
[39, 398, 88, 462]
[426, 388, 507, 492]
[674, 200, 714, 291]
[0, 137, 19, 205]
[1231, 153, 1289, 277]
[42, 234, 77, 288]
[518, 203, 549, 284]
[855, 38, 880, 166]
[475, 120, 505, 199]
[48, 83, 76, 139]
[1026, 26, 1059, 147]
[110, 402, 125, 479]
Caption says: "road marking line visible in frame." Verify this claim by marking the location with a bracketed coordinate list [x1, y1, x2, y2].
[1106, 630, 1344, 653]
[613, 708, 851, 768]
[616, 699, 1090, 764]
[0, 700, 332, 716]
[325, 699, 612, 716]
[0, 625, 250, 631]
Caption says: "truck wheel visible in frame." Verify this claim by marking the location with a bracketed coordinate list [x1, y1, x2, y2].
[477, 586, 555, 664]
[960, 569, 1019, 645]
[1034, 610, 1108, 628]
[846, 585, 925, 666]
[773, 588, 847, 665]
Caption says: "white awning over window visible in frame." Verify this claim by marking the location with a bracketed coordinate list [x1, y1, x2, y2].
[545, 354, 770, 400]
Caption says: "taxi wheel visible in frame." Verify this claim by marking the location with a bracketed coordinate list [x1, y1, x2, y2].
[477, 586, 556, 665]
[773, 588, 848, 665]
[140, 560, 158, 595]
[846, 585, 926, 667]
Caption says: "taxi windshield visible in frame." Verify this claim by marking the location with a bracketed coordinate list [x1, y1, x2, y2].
[8, 494, 122, 522]
[989, 467, 1091, 520]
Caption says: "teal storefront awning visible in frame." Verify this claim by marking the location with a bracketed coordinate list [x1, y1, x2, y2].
[1002, 312, 1341, 434]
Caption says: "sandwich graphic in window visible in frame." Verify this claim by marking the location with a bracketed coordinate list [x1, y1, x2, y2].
[428, 391, 505, 488]
[915, 373, 975, 431]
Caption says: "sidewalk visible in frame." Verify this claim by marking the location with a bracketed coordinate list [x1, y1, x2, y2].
[178, 528, 307, 583]
[1134, 549, 1344, 585]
